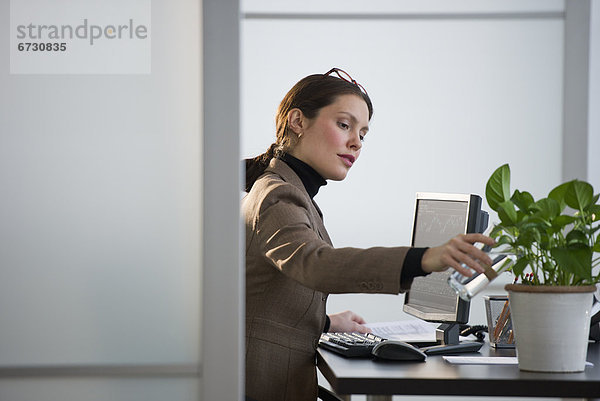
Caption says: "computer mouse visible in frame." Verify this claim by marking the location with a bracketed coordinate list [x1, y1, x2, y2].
[371, 340, 427, 362]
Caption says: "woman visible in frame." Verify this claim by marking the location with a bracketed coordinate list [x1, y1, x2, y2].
[243, 68, 494, 401]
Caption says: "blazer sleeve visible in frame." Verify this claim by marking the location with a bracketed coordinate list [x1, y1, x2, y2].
[251, 180, 411, 294]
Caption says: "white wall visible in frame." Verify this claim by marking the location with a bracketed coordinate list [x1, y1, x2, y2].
[0, 0, 202, 399]
[241, 0, 564, 327]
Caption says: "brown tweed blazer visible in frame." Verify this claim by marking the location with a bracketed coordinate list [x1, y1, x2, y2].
[243, 158, 411, 401]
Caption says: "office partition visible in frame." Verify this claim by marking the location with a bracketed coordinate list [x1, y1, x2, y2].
[0, 0, 205, 399]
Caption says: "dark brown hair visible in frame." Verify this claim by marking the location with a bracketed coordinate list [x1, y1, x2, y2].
[244, 71, 373, 192]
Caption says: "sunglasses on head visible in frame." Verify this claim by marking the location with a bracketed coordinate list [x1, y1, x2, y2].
[324, 67, 368, 96]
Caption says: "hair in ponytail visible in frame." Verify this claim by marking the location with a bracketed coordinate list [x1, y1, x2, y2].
[244, 143, 281, 192]
[244, 70, 373, 192]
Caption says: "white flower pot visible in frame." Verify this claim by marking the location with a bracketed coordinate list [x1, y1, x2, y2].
[505, 284, 596, 373]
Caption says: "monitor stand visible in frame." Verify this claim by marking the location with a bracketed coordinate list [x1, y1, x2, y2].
[436, 323, 460, 345]
[418, 323, 483, 355]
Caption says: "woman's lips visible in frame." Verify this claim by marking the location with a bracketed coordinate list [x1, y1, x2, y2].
[338, 154, 356, 167]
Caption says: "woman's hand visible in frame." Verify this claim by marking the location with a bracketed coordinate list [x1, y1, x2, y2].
[421, 233, 495, 277]
[328, 310, 371, 334]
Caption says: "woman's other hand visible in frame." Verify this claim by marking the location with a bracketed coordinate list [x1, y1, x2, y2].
[328, 310, 371, 334]
[421, 233, 495, 277]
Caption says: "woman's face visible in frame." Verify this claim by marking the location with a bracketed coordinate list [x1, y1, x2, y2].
[290, 94, 369, 181]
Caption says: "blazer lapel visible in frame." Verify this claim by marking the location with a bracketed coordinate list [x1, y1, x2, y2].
[266, 158, 333, 246]
[311, 201, 332, 245]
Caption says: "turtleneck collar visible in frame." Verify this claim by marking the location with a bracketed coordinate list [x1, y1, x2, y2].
[278, 153, 326, 199]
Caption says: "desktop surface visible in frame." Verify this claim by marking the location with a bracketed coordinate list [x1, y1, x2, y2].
[317, 341, 600, 398]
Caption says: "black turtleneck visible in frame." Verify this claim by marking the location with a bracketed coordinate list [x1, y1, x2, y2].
[279, 153, 326, 199]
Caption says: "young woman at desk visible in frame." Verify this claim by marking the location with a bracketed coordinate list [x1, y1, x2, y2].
[242, 68, 494, 401]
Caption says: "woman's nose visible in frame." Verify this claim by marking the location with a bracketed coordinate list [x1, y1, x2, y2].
[349, 131, 362, 149]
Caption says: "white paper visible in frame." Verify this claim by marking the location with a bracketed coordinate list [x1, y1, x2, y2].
[365, 319, 437, 342]
[443, 356, 519, 365]
[443, 356, 594, 367]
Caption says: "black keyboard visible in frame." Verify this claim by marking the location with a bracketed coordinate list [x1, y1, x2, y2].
[318, 332, 386, 357]
[319, 332, 484, 358]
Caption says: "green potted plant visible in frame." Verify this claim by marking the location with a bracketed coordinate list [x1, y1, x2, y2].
[485, 163, 600, 372]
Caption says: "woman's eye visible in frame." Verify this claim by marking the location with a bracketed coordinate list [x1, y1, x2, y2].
[359, 135, 365, 142]
[338, 122, 349, 129]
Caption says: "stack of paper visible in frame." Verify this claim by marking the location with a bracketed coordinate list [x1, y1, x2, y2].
[365, 319, 437, 343]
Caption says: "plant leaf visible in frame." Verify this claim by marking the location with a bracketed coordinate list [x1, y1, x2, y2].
[512, 257, 529, 278]
[532, 198, 560, 220]
[549, 181, 570, 212]
[552, 214, 577, 230]
[542, 261, 557, 285]
[566, 229, 588, 246]
[496, 235, 513, 246]
[565, 180, 594, 211]
[589, 205, 600, 222]
[515, 227, 541, 248]
[520, 225, 547, 247]
[486, 164, 511, 211]
[551, 245, 593, 282]
[489, 225, 505, 238]
[511, 190, 535, 212]
[520, 216, 551, 233]
[498, 200, 517, 224]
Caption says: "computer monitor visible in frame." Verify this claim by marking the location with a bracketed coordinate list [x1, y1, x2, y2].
[403, 192, 488, 345]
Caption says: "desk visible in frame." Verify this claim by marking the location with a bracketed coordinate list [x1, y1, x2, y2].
[317, 342, 600, 401]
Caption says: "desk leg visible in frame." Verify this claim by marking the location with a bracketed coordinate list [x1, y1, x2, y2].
[366, 396, 392, 401]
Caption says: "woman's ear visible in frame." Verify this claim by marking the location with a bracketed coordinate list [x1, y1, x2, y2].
[287, 108, 305, 136]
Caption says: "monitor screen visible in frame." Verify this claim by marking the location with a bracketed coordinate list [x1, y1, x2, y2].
[403, 193, 487, 324]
